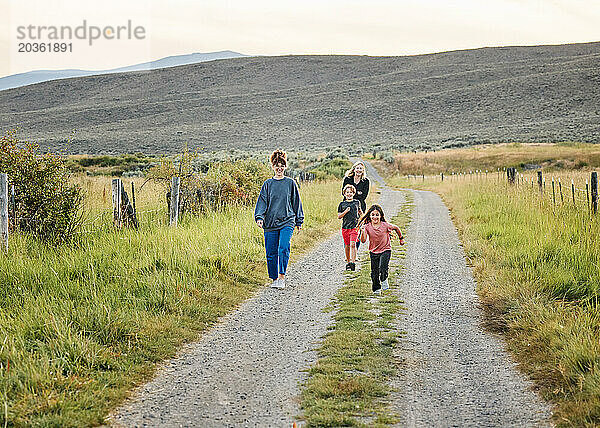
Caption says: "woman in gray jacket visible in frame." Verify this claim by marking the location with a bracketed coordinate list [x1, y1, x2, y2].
[254, 150, 304, 289]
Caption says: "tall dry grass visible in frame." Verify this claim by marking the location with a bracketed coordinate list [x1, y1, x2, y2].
[388, 165, 600, 427]
[376, 142, 600, 177]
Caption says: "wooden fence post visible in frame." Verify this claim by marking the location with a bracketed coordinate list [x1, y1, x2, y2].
[131, 182, 139, 229]
[537, 170, 543, 195]
[592, 172, 598, 214]
[10, 185, 15, 227]
[112, 178, 122, 228]
[572, 179, 575, 206]
[507, 167, 516, 184]
[552, 178, 556, 206]
[1, 174, 8, 252]
[170, 176, 180, 226]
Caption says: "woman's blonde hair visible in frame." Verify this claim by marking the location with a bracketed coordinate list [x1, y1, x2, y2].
[345, 160, 368, 179]
[270, 149, 287, 166]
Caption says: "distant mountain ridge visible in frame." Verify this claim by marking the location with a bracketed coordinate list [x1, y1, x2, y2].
[0, 51, 247, 91]
[1, 42, 599, 155]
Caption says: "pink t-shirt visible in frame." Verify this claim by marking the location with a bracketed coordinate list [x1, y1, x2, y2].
[365, 221, 393, 253]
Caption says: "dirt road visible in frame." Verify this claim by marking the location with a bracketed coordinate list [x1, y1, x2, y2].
[110, 162, 551, 427]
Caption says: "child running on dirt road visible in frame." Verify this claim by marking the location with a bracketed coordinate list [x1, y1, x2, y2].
[338, 184, 363, 271]
[358, 204, 404, 294]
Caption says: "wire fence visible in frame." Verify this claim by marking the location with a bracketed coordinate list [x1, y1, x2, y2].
[404, 167, 600, 215]
[0, 170, 318, 250]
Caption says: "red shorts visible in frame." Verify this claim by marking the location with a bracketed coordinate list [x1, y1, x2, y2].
[341, 228, 358, 246]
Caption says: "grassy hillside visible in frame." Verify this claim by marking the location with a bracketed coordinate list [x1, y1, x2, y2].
[381, 147, 600, 426]
[373, 142, 600, 176]
[0, 177, 342, 427]
[1, 42, 599, 154]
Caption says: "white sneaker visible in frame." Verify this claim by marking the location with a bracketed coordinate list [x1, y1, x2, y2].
[373, 289, 381, 295]
[271, 278, 285, 289]
[381, 279, 389, 290]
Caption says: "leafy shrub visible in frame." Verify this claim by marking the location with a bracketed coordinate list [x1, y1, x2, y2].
[0, 133, 83, 244]
[310, 158, 352, 180]
[380, 150, 395, 164]
[325, 147, 349, 160]
[68, 154, 154, 176]
[147, 149, 271, 213]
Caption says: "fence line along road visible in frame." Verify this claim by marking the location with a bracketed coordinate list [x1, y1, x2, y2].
[405, 168, 600, 214]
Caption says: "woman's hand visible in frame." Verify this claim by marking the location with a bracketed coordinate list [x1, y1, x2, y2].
[256, 220, 264, 228]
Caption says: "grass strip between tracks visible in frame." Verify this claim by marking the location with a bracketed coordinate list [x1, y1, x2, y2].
[300, 192, 412, 427]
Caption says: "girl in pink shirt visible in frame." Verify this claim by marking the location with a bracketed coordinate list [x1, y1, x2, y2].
[358, 204, 404, 294]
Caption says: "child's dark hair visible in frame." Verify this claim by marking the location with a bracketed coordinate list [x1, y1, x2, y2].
[358, 204, 386, 227]
[342, 183, 356, 195]
[270, 149, 287, 166]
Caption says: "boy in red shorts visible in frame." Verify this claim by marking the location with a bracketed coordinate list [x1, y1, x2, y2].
[338, 184, 363, 271]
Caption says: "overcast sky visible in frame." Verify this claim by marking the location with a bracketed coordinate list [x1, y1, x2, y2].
[1, 0, 599, 77]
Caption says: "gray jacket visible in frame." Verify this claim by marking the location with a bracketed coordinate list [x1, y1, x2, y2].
[254, 177, 304, 231]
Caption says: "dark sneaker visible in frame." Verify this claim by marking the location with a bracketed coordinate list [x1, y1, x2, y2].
[349, 262, 356, 271]
[345, 263, 351, 270]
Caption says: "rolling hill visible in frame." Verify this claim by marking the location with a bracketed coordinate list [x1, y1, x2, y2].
[0, 51, 247, 91]
[1, 42, 599, 155]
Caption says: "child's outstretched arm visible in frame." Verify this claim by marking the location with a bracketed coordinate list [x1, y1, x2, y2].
[389, 223, 405, 244]
[337, 207, 350, 219]
[359, 225, 368, 243]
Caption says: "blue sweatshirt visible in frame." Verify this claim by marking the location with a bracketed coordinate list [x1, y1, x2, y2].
[254, 177, 304, 231]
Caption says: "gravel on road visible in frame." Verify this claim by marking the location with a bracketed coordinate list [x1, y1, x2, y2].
[109, 172, 404, 427]
[391, 189, 552, 427]
[109, 231, 345, 427]
[110, 160, 552, 427]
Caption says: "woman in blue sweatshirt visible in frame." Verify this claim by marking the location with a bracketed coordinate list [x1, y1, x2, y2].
[254, 149, 304, 289]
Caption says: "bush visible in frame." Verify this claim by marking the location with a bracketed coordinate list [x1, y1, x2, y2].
[325, 147, 349, 160]
[147, 149, 271, 213]
[0, 133, 83, 244]
[310, 158, 352, 180]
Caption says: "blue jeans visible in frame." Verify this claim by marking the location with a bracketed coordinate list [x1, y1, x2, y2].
[264, 225, 294, 280]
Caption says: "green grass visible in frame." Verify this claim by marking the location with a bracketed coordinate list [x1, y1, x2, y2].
[0, 180, 341, 427]
[386, 171, 600, 427]
[300, 196, 412, 427]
